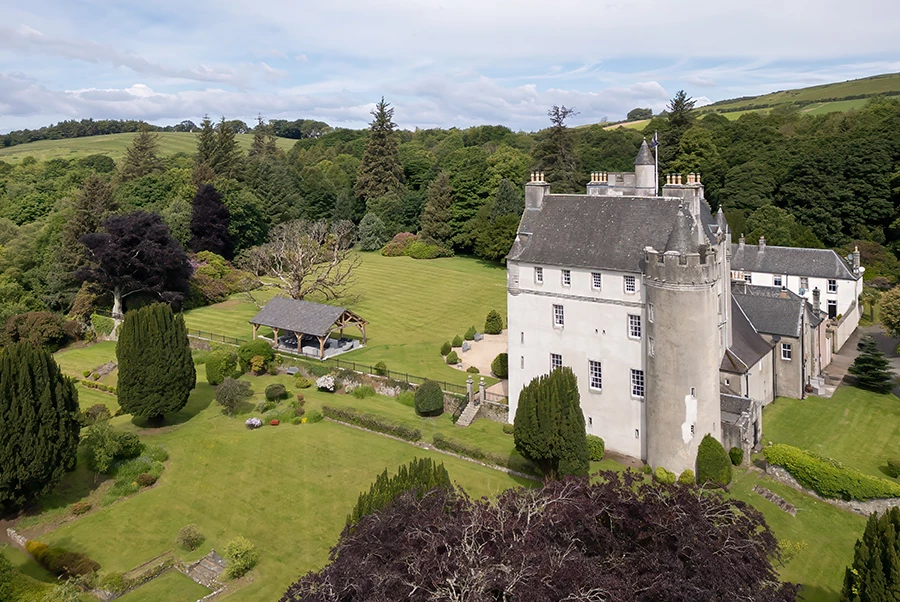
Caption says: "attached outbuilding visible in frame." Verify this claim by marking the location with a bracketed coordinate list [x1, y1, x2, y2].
[249, 297, 367, 359]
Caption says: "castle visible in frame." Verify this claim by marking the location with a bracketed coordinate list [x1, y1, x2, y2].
[506, 141, 863, 472]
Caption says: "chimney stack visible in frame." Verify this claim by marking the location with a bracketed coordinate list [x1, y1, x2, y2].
[526, 171, 550, 210]
[853, 245, 861, 271]
[759, 235, 766, 250]
[738, 233, 745, 248]
[812, 287, 821, 311]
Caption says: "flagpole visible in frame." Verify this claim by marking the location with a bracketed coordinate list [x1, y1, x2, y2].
[654, 130, 659, 196]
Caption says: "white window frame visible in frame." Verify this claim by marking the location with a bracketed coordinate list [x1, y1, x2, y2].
[624, 275, 637, 294]
[534, 266, 543, 284]
[588, 360, 602, 391]
[552, 304, 564, 327]
[550, 353, 563, 371]
[591, 272, 602, 290]
[800, 277, 809, 290]
[781, 343, 792, 361]
[628, 314, 642, 339]
[562, 269, 571, 287]
[828, 279, 838, 293]
[774, 275, 782, 287]
[631, 369, 645, 399]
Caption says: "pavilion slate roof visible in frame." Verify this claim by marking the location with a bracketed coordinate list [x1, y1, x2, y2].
[508, 194, 717, 272]
[249, 297, 347, 337]
[731, 243, 857, 281]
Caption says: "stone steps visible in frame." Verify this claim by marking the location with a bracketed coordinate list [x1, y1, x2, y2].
[456, 402, 480, 427]
[186, 550, 226, 588]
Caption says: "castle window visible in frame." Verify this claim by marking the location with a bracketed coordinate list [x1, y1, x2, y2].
[588, 417, 592, 427]
[520, 331, 524, 344]
[801, 277, 809, 290]
[631, 369, 645, 399]
[553, 304, 564, 327]
[550, 353, 563, 371]
[774, 275, 782, 287]
[635, 429, 640, 439]
[628, 315, 642, 339]
[743, 273, 752, 283]
[690, 424, 695, 436]
[690, 387, 695, 397]
[591, 272, 602, 290]
[649, 337, 655, 357]
[535, 267, 543, 284]
[828, 279, 838, 293]
[781, 343, 792, 361]
[520, 356, 524, 369]
[624, 275, 637, 294]
[562, 269, 571, 286]
[828, 300, 837, 319]
[648, 303, 654, 323]
[589, 360, 602, 390]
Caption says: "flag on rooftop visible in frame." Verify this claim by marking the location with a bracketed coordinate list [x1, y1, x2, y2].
[649, 131, 659, 149]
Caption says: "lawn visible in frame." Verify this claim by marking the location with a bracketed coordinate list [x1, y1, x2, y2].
[31, 378, 529, 602]
[763, 386, 900, 478]
[0, 132, 296, 163]
[116, 570, 210, 602]
[55, 341, 118, 379]
[183, 252, 508, 385]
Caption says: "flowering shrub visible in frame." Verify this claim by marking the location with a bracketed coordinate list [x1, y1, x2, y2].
[270, 419, 280, 426]
[245, 417, 263, 429]
[317, 375, 336, 392]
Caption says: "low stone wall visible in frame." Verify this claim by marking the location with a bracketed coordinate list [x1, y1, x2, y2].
[765, 464, 900, 516]
[478, 400, 508, 424]
[752, 485, 797, 516]
[5, 528, 26, 548]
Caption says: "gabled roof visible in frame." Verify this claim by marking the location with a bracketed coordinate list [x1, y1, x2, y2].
[250, 297, 351, 337]
[732, 285, 805, 338]
[731, 243, 857, 281]
[721, 298, 774, 374]
[508, 195, 716, 272]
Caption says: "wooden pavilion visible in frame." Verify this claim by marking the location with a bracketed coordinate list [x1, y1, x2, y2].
[249, 297, 367, 359]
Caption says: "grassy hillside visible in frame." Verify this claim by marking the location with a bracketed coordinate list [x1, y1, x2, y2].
[0, 132, 297, 163]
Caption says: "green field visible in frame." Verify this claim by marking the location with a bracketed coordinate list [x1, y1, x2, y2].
[762, 387, 900, 479]
[116, 570, 210, 602]
[183, 252, 508, 385]
[0, 132, 296, 163]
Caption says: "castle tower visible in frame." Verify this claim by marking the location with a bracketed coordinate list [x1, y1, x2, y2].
[634, 139, 655, 196]
[643, 207, 722, 473]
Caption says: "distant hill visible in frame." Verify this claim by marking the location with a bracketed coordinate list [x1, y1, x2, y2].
[0, 132, 297, 163]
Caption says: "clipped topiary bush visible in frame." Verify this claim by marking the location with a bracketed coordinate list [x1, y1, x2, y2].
[440, 341, 451, 356]
[414, 380, 444, 417]
[678, 469, 695, 485]
[696, 434, 732, 487]
[466, 366, 479, 374]
[374, 361, 388, 376]
[654, 466, 677, 485]
[451, 335, 463, 348]
[224, 536, 258, 579]
[586, 435, 605, 461]
[484, 309, 503, 335]
[265, 383, 288, 401]
[464, 326, 476, 340]
[295, 376, 312, 389]
[729, 447, 744, 466]
[888, 458, 900, 478]
[205, 350, 238, 386]
[491, 353, 508, 378]
[446, 351, 459, 365]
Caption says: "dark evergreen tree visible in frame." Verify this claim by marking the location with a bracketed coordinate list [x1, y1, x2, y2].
[79, 211, 192, 317]
[696, 434, 732, 486]
[117, 303, 195, 421]
[419, 172, 454, 245]
[190, 184, 233, 258]
[842, 507, 900, 602]
[245, 157, 304, 225]
[249, 115, 281, 159]
[60, 174, 117, 270]
[534, 105, 581, 193]
[0, 341, 80, 513]
[666, 90, 697, 131]
[210, 116, 243, 179]
[474, 178, 523, 262]
[195, 115, 216, 167]
[850, 335, 895, 394]
[354, 98, 405, 209]
[346, 457, 451, 527]
[358, 213, 388, 251]
[513, 366, 589, 479]
[120, 125, 163, 181]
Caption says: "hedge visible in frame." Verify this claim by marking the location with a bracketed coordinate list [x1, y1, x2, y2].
[323, 406, 421, 442]
[432, 433, 539, 477]
[414, 380, 444, 416]
[764, 444, 900, 500]
[491, 353, 508, 378]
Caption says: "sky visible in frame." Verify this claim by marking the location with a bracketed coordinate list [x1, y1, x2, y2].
[1, 0, 899, 134]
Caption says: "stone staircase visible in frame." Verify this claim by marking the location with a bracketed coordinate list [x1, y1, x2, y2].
[185, 550, 226, 588]
[456, 400, 480, 427]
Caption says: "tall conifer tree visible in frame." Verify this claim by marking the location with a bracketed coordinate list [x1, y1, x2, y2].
[190, 184, 233, 258]
[513, 366, 589, 479]
[210, 116, 243, 179]
[849, 335, 895, 394]
[534, 105, 581, 193]
[117, 303, 195, 421]
[419, 172, 454, 245]
[120, 125, 162, 181]
[0, 341, 80, 512]
[60, 174, 117, 269]
[842, 507, 900, 601]
[354, 98, 405, 211]
[196, 115, 216, 167]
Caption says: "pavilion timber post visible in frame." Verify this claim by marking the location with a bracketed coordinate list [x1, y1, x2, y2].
[273, 327, 280, 348]
[252, 324, 259, 339]
[318, 335, 326, 359]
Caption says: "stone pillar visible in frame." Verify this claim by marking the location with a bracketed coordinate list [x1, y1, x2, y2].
[466, 377, 474, 405]
[478, 377, 486, 405]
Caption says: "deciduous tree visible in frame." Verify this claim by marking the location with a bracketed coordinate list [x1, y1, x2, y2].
[513, 366, 589, 479]
[215, 377, 252, 416]
[0, 341, 79, 513]
[117, 303, 195, 421]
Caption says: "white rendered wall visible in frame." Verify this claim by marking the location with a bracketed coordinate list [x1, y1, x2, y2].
[507, 262, 646, 460]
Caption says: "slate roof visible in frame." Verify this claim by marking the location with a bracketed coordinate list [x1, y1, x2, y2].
[509, 195, 715, 272]
[250, 297, 349, 337]
[720, 394, 752, 416]
[732, 285, 805, 338]
[732, 243, 857, 280]
[635, 140, 654, 165]
[721, 298, 773, 373]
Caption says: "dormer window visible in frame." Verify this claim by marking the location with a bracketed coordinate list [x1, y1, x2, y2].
[562, 269, 571, 287]
[535, 267, 543, 284]
[774, 275, 782, 287]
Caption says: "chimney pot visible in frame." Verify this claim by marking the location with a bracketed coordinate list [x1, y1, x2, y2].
[759, 235, 766, 250]
[739, 233, 745, 248]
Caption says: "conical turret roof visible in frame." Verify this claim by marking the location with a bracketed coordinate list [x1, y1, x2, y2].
[635, 139, 654, 165]
[665, 206, 698, 254]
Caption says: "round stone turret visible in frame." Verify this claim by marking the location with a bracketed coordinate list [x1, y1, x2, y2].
[634, 139, 655, 196]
